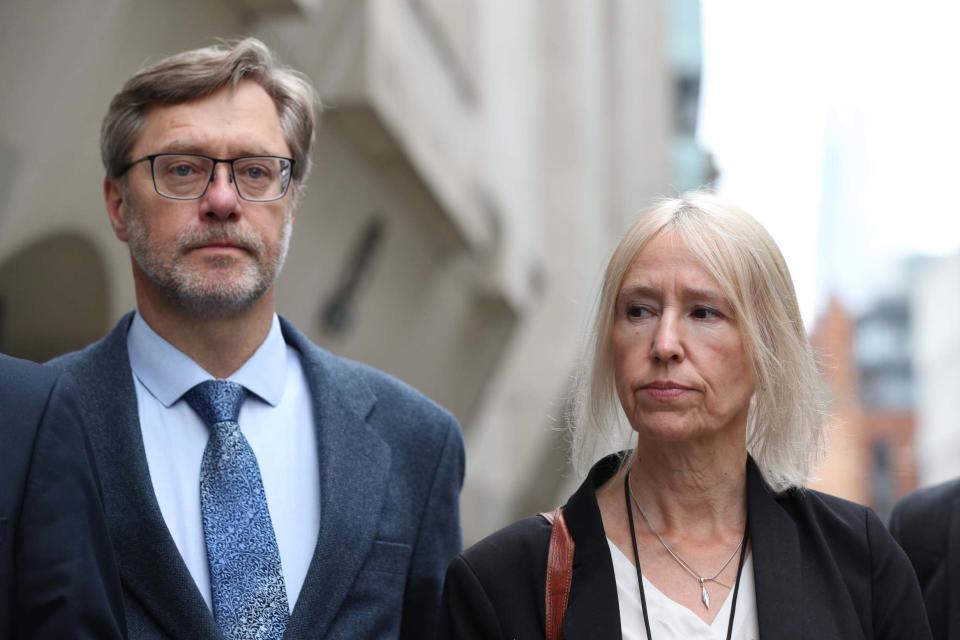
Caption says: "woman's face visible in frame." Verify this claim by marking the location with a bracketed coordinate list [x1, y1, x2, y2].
[612, 231, 755, 445]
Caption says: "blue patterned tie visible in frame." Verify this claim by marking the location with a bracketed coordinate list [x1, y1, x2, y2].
[184, 380, 289, 640]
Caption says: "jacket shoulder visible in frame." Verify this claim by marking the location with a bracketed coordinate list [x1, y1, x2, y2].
[0, 355, 60, 500]
[46, 340, 105, 372]
[442, 516, 553, 638]
[282, 316, 460, 437]
[778, 487, 887, 543]
[459, 515, 552, 583]
[344, 355, 457, 426]
[889, 477, 960, 557]
[892, 478, 960, 524]
[774, 487, 932, 638]
[46, 313, 133, 375]
[787, 487, 873, 519]
[327, 355, 465, 483]
[280, 317, 465, 503]
[771, 487, 905, 573]
[0, 354, 58, 408]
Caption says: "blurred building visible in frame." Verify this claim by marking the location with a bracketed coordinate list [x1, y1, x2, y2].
[0, 0, 690, 542]
[809, 294, 918, 519]
[809, 297, 869, 504]
[665, 0, 715, 191]
[855, 295, 918, 519]
[911, 253, 960, 485]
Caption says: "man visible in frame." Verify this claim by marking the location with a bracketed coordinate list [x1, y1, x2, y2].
[50, 38, 464, 639]
[0, 354, 125, 638]
[890, 480, 960, 640]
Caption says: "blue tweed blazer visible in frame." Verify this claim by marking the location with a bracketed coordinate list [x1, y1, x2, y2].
[50, 312, 464, 639]
[0, 355, 125, 638]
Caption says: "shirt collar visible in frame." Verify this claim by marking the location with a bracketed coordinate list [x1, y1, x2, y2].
[127, 311, 287, 408]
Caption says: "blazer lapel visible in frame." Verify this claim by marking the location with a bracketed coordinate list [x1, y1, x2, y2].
[63, 314, 218, 639]
[948, 496, 960, 640]
[748, 458, 801, 640]
[280, 320, 391, 639]
[562, 456, 622, 640]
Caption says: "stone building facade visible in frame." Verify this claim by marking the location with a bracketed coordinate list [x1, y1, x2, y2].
[0, 0, 681, 542]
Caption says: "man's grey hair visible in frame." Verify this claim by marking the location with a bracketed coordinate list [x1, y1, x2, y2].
[101, 37, 320, 183]
[570, 191, 826, 492]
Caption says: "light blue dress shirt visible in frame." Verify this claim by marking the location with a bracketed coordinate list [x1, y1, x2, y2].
[127, 312, 320, 612]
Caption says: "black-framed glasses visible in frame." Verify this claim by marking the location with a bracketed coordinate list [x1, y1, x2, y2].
[119, 153, 295, 202]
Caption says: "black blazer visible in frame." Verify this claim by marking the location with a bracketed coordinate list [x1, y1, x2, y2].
[0, 354, 125, 638]
[441, 454, 931, 639]
[889, 479, 960, 640]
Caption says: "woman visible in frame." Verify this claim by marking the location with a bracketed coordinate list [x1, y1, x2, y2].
[440, 193, 930, 639]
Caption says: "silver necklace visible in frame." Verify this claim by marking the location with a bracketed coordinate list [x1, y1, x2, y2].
[626, 470, 744, 609]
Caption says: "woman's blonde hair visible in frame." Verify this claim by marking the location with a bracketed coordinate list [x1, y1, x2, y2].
[570, 192, 825, 492]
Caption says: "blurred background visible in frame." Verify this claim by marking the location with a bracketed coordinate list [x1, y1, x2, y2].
[1, 0, 958, 544]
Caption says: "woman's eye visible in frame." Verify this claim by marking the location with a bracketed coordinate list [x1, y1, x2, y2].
[692, 306, 721, 320]
[627, 304, 649, 319]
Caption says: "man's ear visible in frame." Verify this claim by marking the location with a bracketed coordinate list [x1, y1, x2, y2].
[104, 177, 129, 242]
[288, 183, 298, 224]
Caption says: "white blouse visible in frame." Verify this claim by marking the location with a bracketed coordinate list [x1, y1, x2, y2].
[607, 539, 760, 640]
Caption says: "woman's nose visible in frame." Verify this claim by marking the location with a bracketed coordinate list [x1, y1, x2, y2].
[651, 316, 684, 362]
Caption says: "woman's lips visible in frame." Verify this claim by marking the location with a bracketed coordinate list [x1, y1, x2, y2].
[641, 381, 692, 400]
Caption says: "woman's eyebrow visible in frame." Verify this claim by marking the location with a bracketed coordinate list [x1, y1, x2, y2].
[618, 284, 724, 300]
[680, 286, 728, 305]
[618, 284, 656, 298]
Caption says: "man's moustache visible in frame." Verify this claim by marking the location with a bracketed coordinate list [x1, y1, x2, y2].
[179, 232, 262, 256]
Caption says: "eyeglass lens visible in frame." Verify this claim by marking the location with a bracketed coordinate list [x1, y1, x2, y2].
[152, 154, 291, 201]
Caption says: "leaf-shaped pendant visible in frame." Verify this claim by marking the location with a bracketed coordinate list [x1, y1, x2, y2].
[701, 580, 710, 609]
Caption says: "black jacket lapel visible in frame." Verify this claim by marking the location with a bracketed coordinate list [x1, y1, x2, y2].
[55, 313, 217, 639]
[748, 458, 801, 640]
[562, 456, 623, 640]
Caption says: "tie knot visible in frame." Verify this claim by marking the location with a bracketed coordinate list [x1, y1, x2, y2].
[184, 380, 247, 427]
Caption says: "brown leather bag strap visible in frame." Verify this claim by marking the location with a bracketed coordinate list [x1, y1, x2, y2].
[540, 506, 574, 640]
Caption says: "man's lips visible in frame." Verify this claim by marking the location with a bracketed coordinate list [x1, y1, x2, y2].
[189, 241, 249, 253]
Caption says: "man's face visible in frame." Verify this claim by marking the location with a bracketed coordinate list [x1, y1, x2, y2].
[107, 80, 295, 318]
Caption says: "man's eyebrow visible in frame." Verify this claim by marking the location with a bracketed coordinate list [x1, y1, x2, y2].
[152, 140, 211, 155]
[152, 140, 279, 157]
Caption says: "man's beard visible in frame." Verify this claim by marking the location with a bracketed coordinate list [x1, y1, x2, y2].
[124, 205, 292, 319]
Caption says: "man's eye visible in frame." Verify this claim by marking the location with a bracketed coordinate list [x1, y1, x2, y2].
[239, 165, 273, 181]
[172, 164, 196, 176]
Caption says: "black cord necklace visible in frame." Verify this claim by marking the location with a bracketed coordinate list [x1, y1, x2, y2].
[622, 472, 750, 640]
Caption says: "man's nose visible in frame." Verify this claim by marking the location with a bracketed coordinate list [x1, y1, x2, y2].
[201, 163, 239, 219]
